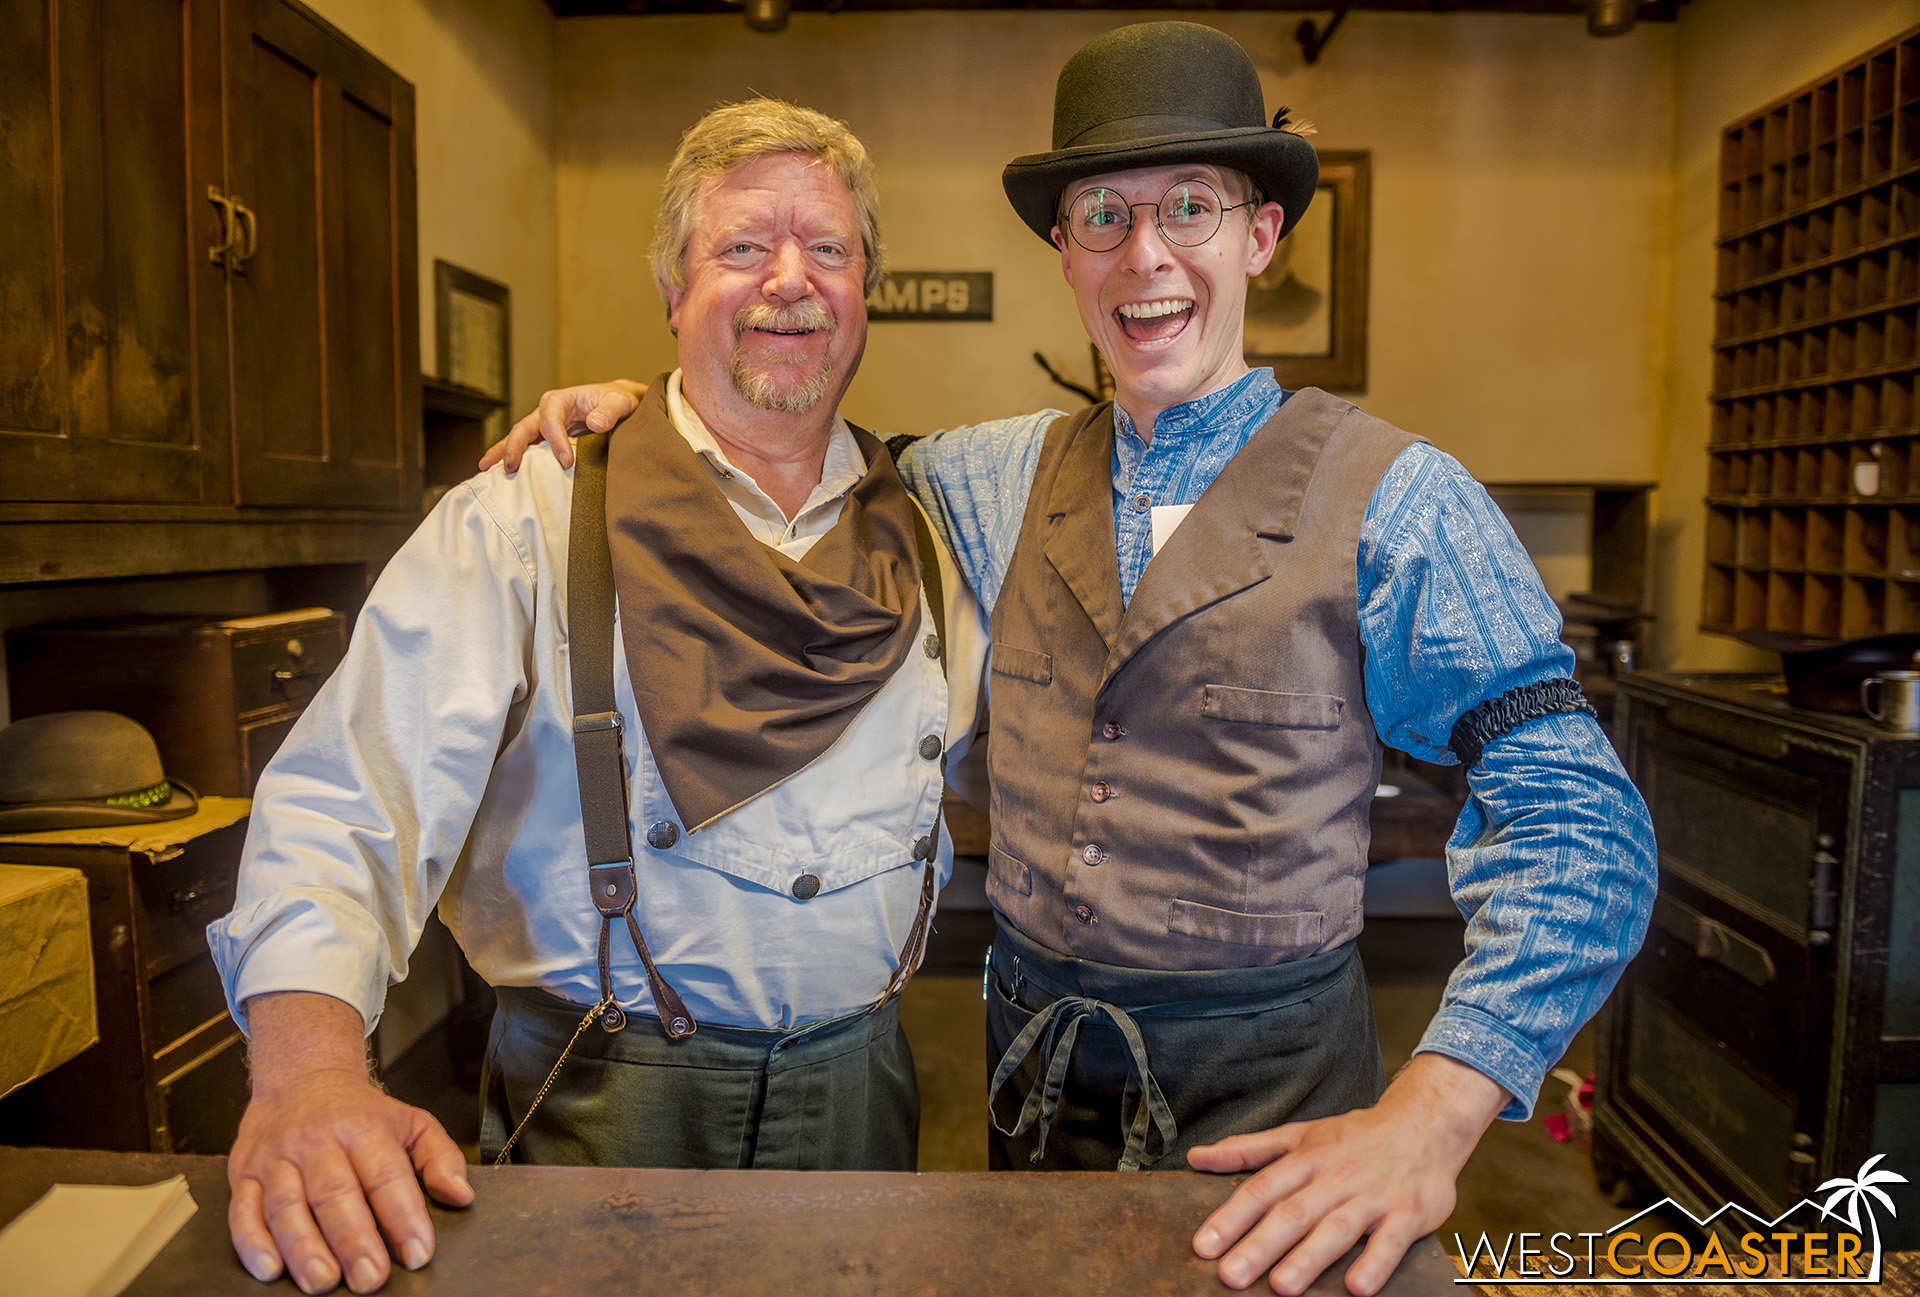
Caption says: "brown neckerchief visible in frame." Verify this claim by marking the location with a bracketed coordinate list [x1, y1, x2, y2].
[604, 379, 924, 831]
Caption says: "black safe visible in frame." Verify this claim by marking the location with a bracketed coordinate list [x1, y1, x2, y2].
[1595, 672, 1920, 1246]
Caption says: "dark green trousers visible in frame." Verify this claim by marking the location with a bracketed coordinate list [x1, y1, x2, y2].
[479, 986, 919, 1169]
[986, 916, 1385, 1171]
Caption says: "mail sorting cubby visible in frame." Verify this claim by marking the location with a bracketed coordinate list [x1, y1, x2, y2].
[1706, 23, 1920, 639]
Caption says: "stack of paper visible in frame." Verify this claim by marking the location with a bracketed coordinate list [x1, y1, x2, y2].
[0, 1177, 198, 1297]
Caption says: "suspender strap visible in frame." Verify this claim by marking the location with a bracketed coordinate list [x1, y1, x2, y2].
[568, 431, 697, 1039]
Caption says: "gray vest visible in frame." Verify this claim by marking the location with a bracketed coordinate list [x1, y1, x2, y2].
[985, 388, 1422, 971]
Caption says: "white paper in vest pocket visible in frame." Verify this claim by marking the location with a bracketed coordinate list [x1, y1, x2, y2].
[1150, 504, 1195, 559]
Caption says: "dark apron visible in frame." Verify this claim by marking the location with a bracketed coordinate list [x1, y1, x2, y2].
[480, 986, 919, 1169]
[986, 916, 1385, 1172]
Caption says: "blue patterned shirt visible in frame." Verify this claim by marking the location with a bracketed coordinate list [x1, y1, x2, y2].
[897, 368, 1656, 1121]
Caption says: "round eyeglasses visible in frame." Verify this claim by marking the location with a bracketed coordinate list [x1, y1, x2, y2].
[1060, 179, 1258, 253]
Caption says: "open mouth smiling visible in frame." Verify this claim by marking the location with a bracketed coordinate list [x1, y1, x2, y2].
[1114, 297, 1195, 344]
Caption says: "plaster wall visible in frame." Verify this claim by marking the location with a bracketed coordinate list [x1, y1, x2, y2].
[552, 10, 1673, 485]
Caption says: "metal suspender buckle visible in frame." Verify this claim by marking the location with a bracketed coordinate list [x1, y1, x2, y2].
[573, 711, 622, 734]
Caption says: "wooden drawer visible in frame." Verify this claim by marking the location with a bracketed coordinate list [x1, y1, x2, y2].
[156, 1029, 247, 1155]
[227, 617, 345, 717]
[132, 819, 246, 977]
[147, 955, 233, 1060]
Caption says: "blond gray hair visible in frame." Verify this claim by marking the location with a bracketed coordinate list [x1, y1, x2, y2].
[650, 98, 885, 300]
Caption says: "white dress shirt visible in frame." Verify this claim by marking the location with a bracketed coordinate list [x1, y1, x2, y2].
[207, 371, 988, 1035]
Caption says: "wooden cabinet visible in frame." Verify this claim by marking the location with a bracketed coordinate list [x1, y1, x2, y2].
[7, 608, 348, 796]
[226, 0, 419, 509]
[0, 811, 251, 1155]
[1703, 24, 1920, 638]
[0, 0, 230, 505]
[0, 0, 420, 574]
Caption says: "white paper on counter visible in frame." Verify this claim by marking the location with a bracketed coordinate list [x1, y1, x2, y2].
[0, 1176, 197, 1297]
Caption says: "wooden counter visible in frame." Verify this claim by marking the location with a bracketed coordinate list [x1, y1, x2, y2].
[0, 1146, 1461, 1295]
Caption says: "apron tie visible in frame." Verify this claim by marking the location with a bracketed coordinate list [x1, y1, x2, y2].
[988, 993, 1178, 1171]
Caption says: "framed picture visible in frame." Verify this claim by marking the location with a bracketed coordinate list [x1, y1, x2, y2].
[1244, 150, 1370, 392]
[434, 260, 511, 402]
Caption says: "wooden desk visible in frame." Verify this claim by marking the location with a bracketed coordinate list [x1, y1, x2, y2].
[0, 1147, 1460, 1296]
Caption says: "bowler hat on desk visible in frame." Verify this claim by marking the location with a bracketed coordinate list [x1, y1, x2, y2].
[1738, 629, 1920, 713]
[0, 711, 198, 832]
[1001, 21, 1321, 244]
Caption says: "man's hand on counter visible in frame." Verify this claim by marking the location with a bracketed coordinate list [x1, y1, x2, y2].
[1186, 1053, 1507, 1297]
[228, 992, 473, 1295]
[480, 379, 648, 473]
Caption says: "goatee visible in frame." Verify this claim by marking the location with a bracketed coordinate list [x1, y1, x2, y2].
[730, 301, 836, 414]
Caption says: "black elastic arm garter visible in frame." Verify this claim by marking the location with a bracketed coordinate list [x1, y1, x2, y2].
[885, 433, 918, 464]
[1447, 678, 1597, 768]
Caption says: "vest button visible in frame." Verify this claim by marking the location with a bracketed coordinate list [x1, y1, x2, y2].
[923, 633, 942, 659]
[1081, 843, 1105, 866]
[1073, 903, 1096, 925]
[1131, 493, 1150, 512]
[913, 834, 935, 860]
[791, 873, 822, 900]
[1090, 781, 1111, 803]
[918, 734, 944, 761]
[646, 821, 679, 850]
[1101, 721, 1124, 740]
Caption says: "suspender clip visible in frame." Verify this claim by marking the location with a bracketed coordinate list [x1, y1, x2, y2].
[590, 861, 637, 916]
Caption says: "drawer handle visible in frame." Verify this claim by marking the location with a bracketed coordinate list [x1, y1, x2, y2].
[169, 882, 220, 913]
[273, 664, 321, 685]
[1653, 894, 1776, 986]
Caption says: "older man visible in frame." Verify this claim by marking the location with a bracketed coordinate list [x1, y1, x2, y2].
[496, 23, 1655, 1297]
[207, 99, 985, 1296]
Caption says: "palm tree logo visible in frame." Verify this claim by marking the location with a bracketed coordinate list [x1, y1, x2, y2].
[1816, 1154, 1909, 1282]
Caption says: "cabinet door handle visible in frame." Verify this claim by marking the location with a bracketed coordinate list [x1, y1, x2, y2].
[233, 201, 259, 270]
[207, 186, 238, 267]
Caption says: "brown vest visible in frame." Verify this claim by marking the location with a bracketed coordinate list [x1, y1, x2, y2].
[985, 388, 1422, 971]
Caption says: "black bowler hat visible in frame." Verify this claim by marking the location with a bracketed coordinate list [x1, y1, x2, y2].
[1002, 22, 1320, 244]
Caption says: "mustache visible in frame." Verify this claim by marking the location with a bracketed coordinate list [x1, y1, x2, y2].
[734, 300, 834, 337]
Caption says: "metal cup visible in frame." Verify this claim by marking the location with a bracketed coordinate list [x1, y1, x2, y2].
[1861, 670, 1920, 731]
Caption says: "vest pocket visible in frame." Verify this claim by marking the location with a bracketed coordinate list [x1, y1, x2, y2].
[1167, 898, 1323, 951]
[990, 644, 1053, 686]
[1201, 685, 1343, 729]
[988, 844, 1033, 898]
